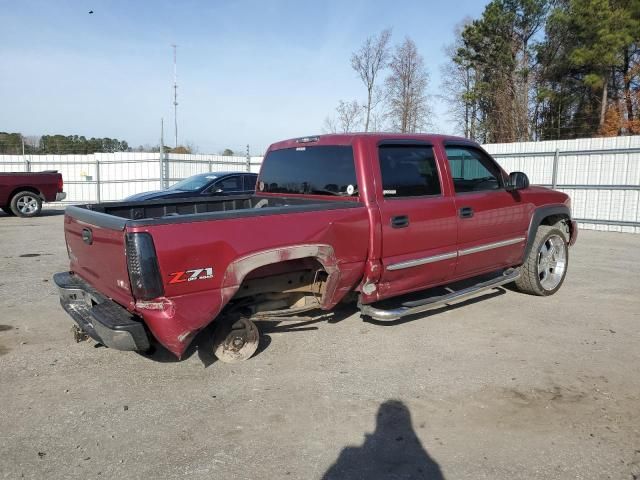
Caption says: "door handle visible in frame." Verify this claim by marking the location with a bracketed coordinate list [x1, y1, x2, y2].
[391, 215, 409, 228]
[459, 207, 474, 218]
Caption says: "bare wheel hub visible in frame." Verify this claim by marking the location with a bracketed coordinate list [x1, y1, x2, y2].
[213, 318, 259, 363]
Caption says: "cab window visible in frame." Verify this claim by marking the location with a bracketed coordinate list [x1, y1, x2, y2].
[243, 174, 257, 191]
[259, 146, 357, 196]
[378, 145, 441, 198]
[444, 146, 503, 193]
[215, 176, 241, 192]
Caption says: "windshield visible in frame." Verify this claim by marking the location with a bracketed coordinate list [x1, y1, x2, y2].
[258, 146, 358, 196]
[168, 175, 216, 192]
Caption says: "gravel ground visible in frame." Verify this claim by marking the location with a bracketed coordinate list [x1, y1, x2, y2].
[0, 211, 639, 480]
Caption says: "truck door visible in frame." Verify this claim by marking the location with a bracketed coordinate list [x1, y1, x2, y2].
[442, 143, 530, 278]
[376, 142, 458, 300]
[0, 175, 9, 206]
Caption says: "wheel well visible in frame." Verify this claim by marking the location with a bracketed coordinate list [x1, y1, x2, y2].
[539, 213, 572, 241]
[227, 257, 329, 315]
[8, 187, 42, 203]
[540, 214, 568, 227]
[524, 208, 573, 260]
[243, 257, 325, 282]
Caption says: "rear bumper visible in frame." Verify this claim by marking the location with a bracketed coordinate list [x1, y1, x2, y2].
[53, 272, 149, 351]
[55, 192, 67, 201]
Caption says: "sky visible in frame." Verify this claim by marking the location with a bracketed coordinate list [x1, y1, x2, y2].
[0, 0, 489, 154]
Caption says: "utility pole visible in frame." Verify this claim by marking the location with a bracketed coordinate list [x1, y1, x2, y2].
[21, 135, 30, 172]
[246, 144, 251, 172]
[160, 118, 166, 188]
[172, 44, 179, 148]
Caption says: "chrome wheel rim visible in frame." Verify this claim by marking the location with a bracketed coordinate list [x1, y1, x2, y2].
[537, 234, 567, 291]
[16, 195, 39, 214]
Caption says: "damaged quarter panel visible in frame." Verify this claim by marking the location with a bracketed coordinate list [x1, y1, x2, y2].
[130, 206, 369, 357]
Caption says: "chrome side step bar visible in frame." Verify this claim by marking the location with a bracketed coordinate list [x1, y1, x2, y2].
[358, 268, 520, 322]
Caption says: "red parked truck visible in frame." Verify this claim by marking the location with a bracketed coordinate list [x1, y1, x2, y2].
[54, 134, 577, 362]
[0, 171, 66, 217]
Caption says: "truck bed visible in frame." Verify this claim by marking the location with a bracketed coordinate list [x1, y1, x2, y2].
[66, 194, 361, 229]
[62, 192, 370, 356]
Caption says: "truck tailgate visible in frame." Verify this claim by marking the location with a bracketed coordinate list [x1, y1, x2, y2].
[64, 214, 133, 308]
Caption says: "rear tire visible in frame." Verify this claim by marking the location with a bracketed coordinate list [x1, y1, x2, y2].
[515, 225, 569, 296]
[10, 191, 42, 217]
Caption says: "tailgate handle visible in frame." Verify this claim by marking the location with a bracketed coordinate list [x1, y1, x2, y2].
[391, 215, 409, 229]
[82, 228, 93, 245]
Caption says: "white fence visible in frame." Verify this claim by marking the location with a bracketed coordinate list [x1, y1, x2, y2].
[1, 135, 639, 233]
[484, 136, 640, 233]
[0, 152, 264, 204]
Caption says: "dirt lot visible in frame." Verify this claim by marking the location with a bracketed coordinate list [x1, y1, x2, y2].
[0, 211, 639, 480]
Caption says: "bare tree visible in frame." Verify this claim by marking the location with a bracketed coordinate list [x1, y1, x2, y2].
[337, 100, 362, 132]
[323, 100, 363, 133]
[322, 116, 338, 134]
[368, 106, 388, 132]
[385, 37, 431, 133]
[351, 29, 392, 132]
[439, 19, 479, 139]
[185, 141, 199, 154]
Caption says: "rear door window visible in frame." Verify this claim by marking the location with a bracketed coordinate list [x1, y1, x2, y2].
[215, 176, 242, 192]
[378, 145, 442, 198]
[258, 146, 358, 197]
[243, 174, 257, 191]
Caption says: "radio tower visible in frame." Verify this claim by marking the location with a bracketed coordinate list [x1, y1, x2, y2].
[172, 44, 178, 148]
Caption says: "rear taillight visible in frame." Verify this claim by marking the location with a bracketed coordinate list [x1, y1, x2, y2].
[57, 176, 64, 192]
[125, 233, 164, 300]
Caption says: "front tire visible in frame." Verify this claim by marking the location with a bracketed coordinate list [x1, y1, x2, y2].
[515, 225, 569, 296]
[10, 191, 43, 217]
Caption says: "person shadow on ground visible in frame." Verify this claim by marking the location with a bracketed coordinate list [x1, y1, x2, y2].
[322, 400, 445, 480]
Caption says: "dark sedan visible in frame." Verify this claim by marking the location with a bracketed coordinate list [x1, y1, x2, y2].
[125, 171, 258, 201]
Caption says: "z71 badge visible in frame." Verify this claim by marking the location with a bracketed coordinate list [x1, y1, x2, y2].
[168, 267, 214, 284]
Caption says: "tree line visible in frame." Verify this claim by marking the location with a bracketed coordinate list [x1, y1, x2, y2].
[442, 0, 640, 142]
[0, 132, 129, 155]
[328, 0, 639, 142]
[0, 132, 203, 155]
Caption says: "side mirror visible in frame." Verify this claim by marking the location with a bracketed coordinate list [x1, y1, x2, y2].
[507, 171, 529, 191]
[215, 188, 223, 193]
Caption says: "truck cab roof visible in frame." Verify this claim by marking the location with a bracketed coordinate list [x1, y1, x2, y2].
[268, 133, 477, 151]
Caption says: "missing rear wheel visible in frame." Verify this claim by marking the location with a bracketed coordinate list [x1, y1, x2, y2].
[212, 317, 260, 363]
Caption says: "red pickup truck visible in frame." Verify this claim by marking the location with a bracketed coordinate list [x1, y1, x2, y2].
[1, 171, 66, 217]
[54, 134, 577, 362]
